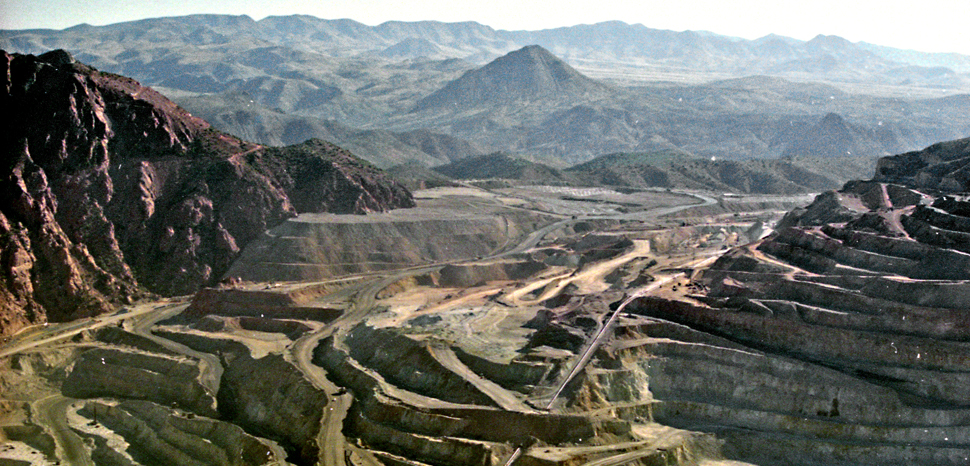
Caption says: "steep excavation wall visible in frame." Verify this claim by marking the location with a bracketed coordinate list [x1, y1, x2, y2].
[217, 351, 329, 465]
[226, 207, 549, 282]
[106, 332, 328, 464]
[185, 287, 342, 321]
[437, 259, 548, 288]
[62, 348, 216, 417]
[343, 325, 502, 407]
[312, 332, 630, 464]
[615, 181, 970, 465]
[78, 400, 275, 466]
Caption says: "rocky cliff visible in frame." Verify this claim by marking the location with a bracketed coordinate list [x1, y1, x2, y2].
[0, 49, 414, 336]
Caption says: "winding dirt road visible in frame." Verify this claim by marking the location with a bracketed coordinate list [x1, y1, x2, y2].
[1, 186, 724, 466]
[34, 395, 93, 466]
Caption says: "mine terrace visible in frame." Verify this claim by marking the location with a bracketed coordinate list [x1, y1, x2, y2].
[3, 12, 970, 466]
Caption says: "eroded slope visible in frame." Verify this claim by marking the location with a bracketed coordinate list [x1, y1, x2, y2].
[627, 179, 970, 464]
[0, 50, 413, 336]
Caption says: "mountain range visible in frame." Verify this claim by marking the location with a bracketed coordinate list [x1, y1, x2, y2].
[430, 150, 879, 195]
[3, 15, 969, 166]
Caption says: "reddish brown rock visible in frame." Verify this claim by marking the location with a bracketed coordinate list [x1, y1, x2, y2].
[0, 49, 413, 336]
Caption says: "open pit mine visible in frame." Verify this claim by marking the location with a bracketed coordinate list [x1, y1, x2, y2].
[5, 49, 970, 466]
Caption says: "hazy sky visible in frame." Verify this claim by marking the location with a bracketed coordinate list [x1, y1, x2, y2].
[3, 0, 970, 55]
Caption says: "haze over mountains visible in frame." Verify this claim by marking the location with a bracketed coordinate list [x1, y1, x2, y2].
[10, 15, 970, 466]
[413, 44, 612, 112]
[3, 14, 969, 170]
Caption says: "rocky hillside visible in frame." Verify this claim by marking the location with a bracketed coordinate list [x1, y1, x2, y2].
[568, 150, 877, 194]
[433, 152, 577, 184]
[0, 50, 413, 337]
[874, 136, 970, 191]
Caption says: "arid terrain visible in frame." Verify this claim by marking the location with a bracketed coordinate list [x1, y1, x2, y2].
[4, 13, 970, 466]
[4, 15, 970, 167]
[1, 179, 808, 465]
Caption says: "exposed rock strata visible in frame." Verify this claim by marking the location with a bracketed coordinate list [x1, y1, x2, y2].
[62, 348, 216, 417]
[438, 259, 548, 288]
[621, 178, 970, 464]
[227, 208, 547, 282]
[0, 49, 413, 336]
[217, 351, 329, 464]
[313, 333, 631, 464]
[78, 400, 276, 466]
[185, 286, 343, 321]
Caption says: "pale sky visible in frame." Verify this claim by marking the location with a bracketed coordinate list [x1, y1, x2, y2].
[3, 0, 970, 55]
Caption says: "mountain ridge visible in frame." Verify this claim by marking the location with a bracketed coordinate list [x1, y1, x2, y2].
[0, 49, 413, 337]
[4, 15, 969, 74]
[4, 15, 968, 166]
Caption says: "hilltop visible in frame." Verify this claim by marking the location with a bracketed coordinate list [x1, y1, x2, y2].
[433, 152, 578, 185]
[781, 112, 898, 158]
[413, 45, 612, 111]
[875, 136, 970, 191]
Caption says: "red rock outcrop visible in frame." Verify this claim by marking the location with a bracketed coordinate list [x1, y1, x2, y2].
[0, 49, 413, 336]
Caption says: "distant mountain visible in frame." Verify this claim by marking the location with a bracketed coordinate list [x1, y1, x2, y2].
[522, 104, 647, 162]
[0, 49, 413, 336]
[782, 112, 902, 158]
[380, 37, 449, 60]
[5, 15, 969, 82]
[385, 162, 458, 191]
[413, 45, 612, 112]
[393, 128, 483, 163]
[3, 15, 969, 164]
[427, 147, 877, 194]
[433, 152, 576, 184]
[8, 15, 966, 73]
[568, 150, 876, 194]
[172, 91, 483, 167]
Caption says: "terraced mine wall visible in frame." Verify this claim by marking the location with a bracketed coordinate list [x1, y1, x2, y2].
[343, 325, 503, 407]
[78, 400, 275, 466]
[313, 330, 631, 465]
[156, 330, 328, 464]
[63, 348, 216, 417]
[217, 351, 328, 465]
[226, 208, 549, 282]
[438, 259, 548, 288]
[185, 287, 343, 321]
[616, 181, 970, 465]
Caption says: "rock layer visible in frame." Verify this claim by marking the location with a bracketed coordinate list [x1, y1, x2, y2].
[78, 400, 276, 466]
[624, 178, 970, 464]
